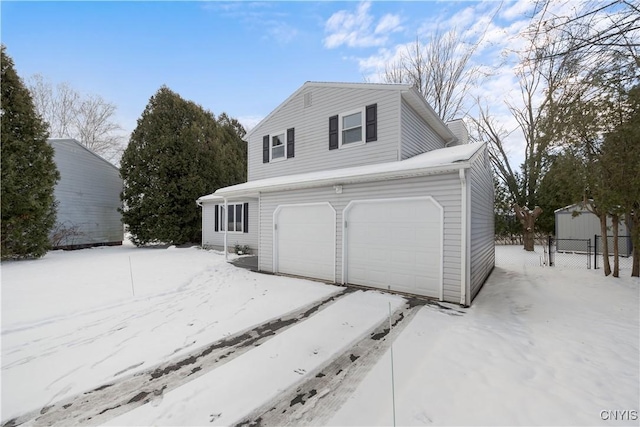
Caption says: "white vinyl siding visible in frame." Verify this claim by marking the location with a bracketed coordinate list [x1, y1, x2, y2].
[400, 98, 446, 160]
[258, 173, 463, 303]
[49, 139, 123, 247]
[248, 86, 400, 181]
[555, 206, 630, 255]
[469, 146, 495, 301]
[202, 199, 259, 252]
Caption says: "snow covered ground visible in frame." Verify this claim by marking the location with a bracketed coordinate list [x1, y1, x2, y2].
[1, 243, 638, 426]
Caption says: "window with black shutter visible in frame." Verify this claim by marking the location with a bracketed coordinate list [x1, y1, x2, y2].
[243, 203, 249, 233]
[217, 203, 247, 232]
[329, 115, 339, 150]
[366, 103, 377, 142]
[263, 135, 270, 163]
[286, 128, 295, 158]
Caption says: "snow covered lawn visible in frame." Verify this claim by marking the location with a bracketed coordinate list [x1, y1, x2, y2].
[1, 243, 638, 426]
[1, 242, 341, 422]
[331, 246, 639, 426]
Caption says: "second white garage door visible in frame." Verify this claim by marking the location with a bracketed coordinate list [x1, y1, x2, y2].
[274, 203, 336, 282]
[344, 197, 443, 298]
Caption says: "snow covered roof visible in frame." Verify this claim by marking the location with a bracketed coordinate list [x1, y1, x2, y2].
[198, 143, 484, 202]
[553, 201, 593, 213]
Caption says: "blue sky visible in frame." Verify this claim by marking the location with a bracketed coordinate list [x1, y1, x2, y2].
[2, 1, 534, 138]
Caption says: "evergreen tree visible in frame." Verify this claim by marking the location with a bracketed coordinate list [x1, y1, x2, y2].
[599, 86, 640, 277]
[1, 46, 59, 259]
[120, 86, 246, 245]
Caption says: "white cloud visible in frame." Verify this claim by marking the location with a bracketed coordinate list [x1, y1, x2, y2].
[265, 21, 299, 45]
[323, 1, 402, 49]
[238, 115, 264, 133]
[500, 0, 536, 21]
[375, 14, 402, 35]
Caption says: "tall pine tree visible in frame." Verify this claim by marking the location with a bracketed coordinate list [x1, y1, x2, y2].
[1, 46, 59, 259]
[120, 86, 246, 245]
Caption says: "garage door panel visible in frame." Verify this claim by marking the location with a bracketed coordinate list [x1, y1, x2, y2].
[345, 198, 442, 298]
[276, 204, 335, 282]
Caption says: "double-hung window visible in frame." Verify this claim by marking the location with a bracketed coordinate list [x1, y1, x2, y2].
[271, 132, 286, 161]
[215, 203, 248, 233]
[329, 104, 376, 150]
[341, 110, 363, 146]
[263, 128, 295, 163]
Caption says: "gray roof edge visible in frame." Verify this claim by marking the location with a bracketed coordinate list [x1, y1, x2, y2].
[48, 138, 120, 172]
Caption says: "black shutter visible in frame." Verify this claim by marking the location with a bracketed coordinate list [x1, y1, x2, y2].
[329, 115, 339, 150]
[263, 135, 270, 163]
[214, 205, 219, 232]
[243, 202, 249, 233]
[366, 103, 377, 142]
[286, 128, 295, 158]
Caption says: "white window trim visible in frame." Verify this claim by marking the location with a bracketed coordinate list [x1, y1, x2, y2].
[338, 108, 365, 149]
[219, 203, 245, 233]
[270, 130, 287, 162]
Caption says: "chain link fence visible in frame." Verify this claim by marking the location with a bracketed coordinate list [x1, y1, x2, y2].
[594, 235, 634, 270]
[548, 237, 592, 269]
[497, 235, 634, 271]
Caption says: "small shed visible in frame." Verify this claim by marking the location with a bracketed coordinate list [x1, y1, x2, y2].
[48, 138, 123, 249]
[554, 203, 632, 256]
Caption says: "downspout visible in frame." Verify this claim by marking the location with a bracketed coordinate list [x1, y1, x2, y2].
[224, 197, 228, 262]
[459, 168, 467, 306]
[444, 137, 458, 148]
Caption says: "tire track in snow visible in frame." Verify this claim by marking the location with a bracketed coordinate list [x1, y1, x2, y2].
[233, 299, 463, 426]
[0, 289, 352, 427]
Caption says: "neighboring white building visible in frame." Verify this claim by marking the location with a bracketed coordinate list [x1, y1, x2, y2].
[197, 82, 494, 306]
[48, 138, 123, 249]
[555, 203, 632, 256]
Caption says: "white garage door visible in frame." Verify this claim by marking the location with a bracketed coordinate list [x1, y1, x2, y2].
[345, 197, 442, 298]
[275, 203, 336, 282]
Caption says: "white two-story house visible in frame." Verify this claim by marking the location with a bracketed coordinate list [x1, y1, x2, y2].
[197, 82, 494, 306]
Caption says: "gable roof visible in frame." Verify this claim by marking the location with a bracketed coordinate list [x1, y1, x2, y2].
[246, 81, 456, 144]
[47, 138, 119, 172]
[198, 142, 484, 202]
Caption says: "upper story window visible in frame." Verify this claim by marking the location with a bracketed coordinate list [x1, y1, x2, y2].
[263, 128, 295, 163]
[329, 103, 377, 150]
[271, 132, 286, 160]
[341, 110, 363, 146]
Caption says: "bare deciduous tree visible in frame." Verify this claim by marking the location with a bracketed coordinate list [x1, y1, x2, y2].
[382, 30, 484, 122]
[531, 0, 640, 68]
[75, 94, 122, 156]
[27, 74, 124, 162]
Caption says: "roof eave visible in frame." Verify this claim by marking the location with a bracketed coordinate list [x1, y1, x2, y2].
[204, 161, 471, 201]
[401, 88, 457, 144]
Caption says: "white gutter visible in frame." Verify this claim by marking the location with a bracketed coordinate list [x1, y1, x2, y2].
[459, 168, 467, 306]
[202, 162, 473, 202]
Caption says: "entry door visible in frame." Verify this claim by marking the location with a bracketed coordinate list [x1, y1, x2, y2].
[344, 197, 442, 298]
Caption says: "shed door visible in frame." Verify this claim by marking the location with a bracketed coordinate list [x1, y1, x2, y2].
[275, 203, 335, 282]
[345, 198, 442, 298]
